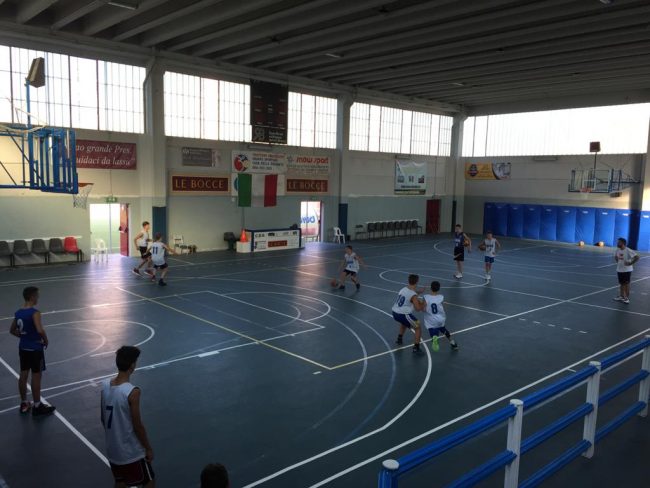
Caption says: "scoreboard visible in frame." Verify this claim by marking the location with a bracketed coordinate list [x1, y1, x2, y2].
[251, 228, 301, 252]
[250, 80, 288, 144]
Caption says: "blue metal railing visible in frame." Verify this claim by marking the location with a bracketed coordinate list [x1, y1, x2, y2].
[378, 336, 650, 488]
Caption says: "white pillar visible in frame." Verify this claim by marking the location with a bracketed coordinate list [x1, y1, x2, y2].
[449, 113, 467, 231]
[504, 399, 524, 488]
[582, 361, 602, 458]
[336, 94, 352, 232]
[642, 118, 650, 211]
[638, 336, 650, 417]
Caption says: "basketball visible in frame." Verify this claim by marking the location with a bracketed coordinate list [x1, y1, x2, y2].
[597, 241, 604, 247]
[330, 278, 338, 287]
[463, 238, 470, 247]
[578, 240, 585, 247]
[478, 243, 486, 251]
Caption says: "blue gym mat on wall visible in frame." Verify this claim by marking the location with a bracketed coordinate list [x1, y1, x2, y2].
[484, 203, 645, 250]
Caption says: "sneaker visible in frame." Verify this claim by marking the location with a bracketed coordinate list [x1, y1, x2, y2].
[338, 285, 345, 290]
[32, 403, 56, 416]
[450, 340, 459, 351]
[622, 297, 630, 304]
[431, 336, 440, 352]
[613, 296, 623, 302]
[144, 269, 155, 278]
[356, 283, 360, 290]
[412, 343, 421, 353]
[158, 279, 167, 287]
[454, 273, 462, 279]
[150, 273, 156, 282]
[485, 273, 490, 280]
[19, 401, 32, 414]
[395, 336, 403, 346]
[132, 268, 141, 276]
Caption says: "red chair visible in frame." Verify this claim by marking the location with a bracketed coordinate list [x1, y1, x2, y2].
[63, 236, 83, 262]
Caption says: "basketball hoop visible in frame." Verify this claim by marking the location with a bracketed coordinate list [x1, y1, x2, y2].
[579, 187, 592, 193]
[73, 183, 93, 209]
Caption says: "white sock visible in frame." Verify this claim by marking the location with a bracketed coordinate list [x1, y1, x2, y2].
[34, 401, 41, 407]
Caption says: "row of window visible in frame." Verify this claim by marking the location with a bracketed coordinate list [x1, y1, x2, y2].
[1, 45, 649, 155]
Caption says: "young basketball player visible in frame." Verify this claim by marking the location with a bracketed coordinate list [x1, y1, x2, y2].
[392, 274, 426, 353]
[9, 286, 56, 416]
[149, 233, 176, 286]
[480, 230, 501, 281]
[423, 281, 459, 351]
[614, 237, 639, 304]
[101, 346, 155, 488]
[336, 245, 365, 290]
[453, 224, 471, 279]
[132, 221, 154, 278]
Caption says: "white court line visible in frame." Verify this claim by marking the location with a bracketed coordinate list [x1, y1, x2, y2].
[0, 355, 109, 467]
[303, 327, 650, 488]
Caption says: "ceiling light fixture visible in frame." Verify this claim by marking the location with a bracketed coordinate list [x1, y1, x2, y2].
[325, 52, 342, 59]
[107, 1, 139, 10]
[451, 82, 465, 87]
[598, 0, 612, 4]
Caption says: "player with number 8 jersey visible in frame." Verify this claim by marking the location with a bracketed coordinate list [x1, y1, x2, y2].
[423, 281, 458, 352]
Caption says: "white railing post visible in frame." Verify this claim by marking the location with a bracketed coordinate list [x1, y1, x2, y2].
[582, 361, 601, 458]
[638, 336, 650, 418]
[504, 399, 523, 488]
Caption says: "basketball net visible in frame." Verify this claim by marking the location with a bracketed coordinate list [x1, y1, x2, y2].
[73, 183, 93, 209]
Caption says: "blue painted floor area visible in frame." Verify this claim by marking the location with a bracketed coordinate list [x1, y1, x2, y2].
[0, 235, 648, 487]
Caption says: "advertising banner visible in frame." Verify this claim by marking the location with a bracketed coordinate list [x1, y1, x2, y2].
[465, 162, 511, 180]
[76, 140, 136, 170]
[181, 147, 220, 167]
[286, 179, 329, 194]
[286, 155, 330, 175]
[232, 151, 287, 174]
[395, 159, 426, 195]
[170, 174, 229, 195]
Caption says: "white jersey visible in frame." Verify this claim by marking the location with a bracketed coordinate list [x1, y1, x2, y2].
[423, 294, 446, 329]
[344, 252, 359, 272]
[616, 247, 637, 273]
[150, 241, 166, 265]
[101, 379, 146, 465]
[137, 230, 149, 248]
[392, 287, 417, 314]
[484, 238, 497, 258]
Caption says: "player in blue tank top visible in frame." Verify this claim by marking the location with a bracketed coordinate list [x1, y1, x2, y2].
[452, 224, 471, 279]
[9, 286, 55, 416]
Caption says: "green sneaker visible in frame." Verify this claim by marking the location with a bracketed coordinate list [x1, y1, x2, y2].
[431, 336, 440, 352]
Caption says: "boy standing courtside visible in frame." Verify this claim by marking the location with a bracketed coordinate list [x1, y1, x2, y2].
[614, 237, 639, 304]
[101, 346, 155, 488]
[9, 286, 56, 416]
[149, 233, 176, 286]
[423, 281, 459, 352]
[453, 224, 471, 279]
[337, 245, 365, 290]
[133, 221, 154, 277]
[392, 274, 426, 353]
[480, 231, 501, 281]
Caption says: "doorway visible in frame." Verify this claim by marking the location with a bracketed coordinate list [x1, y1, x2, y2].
[300, 201, 322, 242]
[89, 204, 121, 254]
[426, 199, 441, 234]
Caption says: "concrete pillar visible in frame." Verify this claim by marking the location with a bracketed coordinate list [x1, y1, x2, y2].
[335, 95, 352, 232]
[449, 113, 467, 231]
[641, 118, 650, 211]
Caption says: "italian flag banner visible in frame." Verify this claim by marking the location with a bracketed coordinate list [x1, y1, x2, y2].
[237, 173, 284, 207]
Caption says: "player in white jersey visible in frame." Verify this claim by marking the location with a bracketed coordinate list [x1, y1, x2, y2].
[423, 281, 458, 351]
[336, 245, 365, 291]
[479, 230, 501, 281]
[613, 237, 639, 304]
[132, 221, 154, 278]
[149, 233, 176, 286]
[392, 274, 426, 353]
[101, 346, 154, 487]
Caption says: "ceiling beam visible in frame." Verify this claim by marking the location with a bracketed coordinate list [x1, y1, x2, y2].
[112, 0, 225, 41]
[139, 0, 277, 47]
[83, 0, 169, 36]
[51, 0, 105, 30]
[17, 0, 59, 24]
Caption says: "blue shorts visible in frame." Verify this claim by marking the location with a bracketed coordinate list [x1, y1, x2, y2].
[428, 326, 449, 337]
[392, 312, 419, 329]
[484, 256, 495, 264]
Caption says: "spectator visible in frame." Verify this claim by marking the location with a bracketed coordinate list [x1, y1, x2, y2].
[200, 463, 230, 488]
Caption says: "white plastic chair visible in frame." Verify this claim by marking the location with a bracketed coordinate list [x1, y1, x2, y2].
[333, 227, 346, 244]
[173, 235, 190, 254]
[92, 239, 108, 263]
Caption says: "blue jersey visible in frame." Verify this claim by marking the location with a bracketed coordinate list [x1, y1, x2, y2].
[15, 307, 43, 351]
[454, 232, 463, 248]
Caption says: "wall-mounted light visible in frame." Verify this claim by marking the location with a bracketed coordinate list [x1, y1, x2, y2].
[107, 1, 139, 10]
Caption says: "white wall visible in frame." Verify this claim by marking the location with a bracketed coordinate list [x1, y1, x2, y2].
[462, 153, 646, 234]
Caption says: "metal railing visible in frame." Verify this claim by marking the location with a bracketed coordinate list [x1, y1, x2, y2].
[378, 336, 650, 488]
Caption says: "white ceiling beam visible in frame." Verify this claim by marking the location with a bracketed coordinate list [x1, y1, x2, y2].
[112, 0, 225, 41]
[83, 0, 169, 36]
[187, 0, 388, 56]
[51, 1, 105, 30]
[17, 0, 59, 23]
[139, 0, 277, 47]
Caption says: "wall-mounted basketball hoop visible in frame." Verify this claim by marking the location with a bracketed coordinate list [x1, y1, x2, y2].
[73, 182, 93, 209]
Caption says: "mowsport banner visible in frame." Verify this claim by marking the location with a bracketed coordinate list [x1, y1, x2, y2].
[395, 159, 426, 195]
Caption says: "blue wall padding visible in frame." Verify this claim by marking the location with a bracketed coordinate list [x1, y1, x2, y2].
[507, 204, 524, 237]
[483, 203, 495, 234]
[594, 209, 616, 247]
[614, 210, 634, 247]
[523, 205, 541, 240]
[575, 207, 596, 244]
[540, 206, 557, 241]
[557, 207, 577, 243]
[638, 211, 650, 252]
[494, 203, 508, 236]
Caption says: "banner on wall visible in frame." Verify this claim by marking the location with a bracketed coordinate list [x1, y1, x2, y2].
[286, 179, 329, 194]
[395, 159, 426, 195]
[232, 151, 287, 174]
[170, 174, 229, 195]
[465, 162, 511, 180]
[181, 147, 221, 167]
[286, 155, 330, 176]
[76, 140, 136, 169]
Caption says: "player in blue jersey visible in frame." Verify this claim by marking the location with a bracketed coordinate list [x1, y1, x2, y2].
[453, 224, 471, 279]
[392, 274, 426, 353]
[9, 286, 55, 416]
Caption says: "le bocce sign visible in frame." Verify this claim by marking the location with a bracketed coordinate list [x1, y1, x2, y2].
[170, 174, 230, 195]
